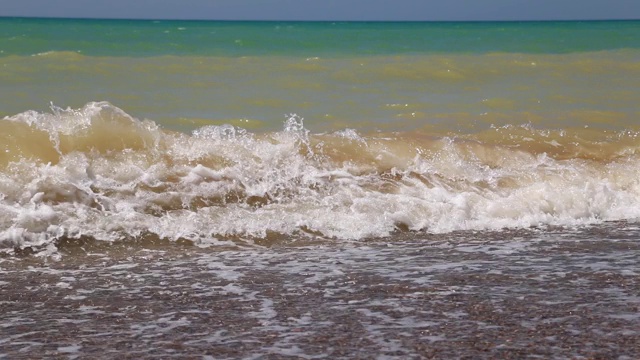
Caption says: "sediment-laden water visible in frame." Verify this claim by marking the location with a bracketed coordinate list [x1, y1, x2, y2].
[1, 18, 639, 358]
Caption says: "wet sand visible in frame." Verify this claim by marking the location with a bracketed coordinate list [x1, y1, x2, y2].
[1, 224, 639, 359]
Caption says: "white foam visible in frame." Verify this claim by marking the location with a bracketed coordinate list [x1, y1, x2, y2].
[2, 103, 640, 249]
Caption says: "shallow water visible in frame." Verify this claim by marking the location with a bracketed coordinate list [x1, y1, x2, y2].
[2, 223, 639, 358]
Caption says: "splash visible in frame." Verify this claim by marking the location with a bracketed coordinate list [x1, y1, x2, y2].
[2, 102, 640, 251]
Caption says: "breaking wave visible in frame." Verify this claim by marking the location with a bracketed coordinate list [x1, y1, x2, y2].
[2, 102, 640, 250]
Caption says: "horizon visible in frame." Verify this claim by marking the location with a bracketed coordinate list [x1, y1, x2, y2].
[2, 16, 639, 23]
[2, 0, 639, 22]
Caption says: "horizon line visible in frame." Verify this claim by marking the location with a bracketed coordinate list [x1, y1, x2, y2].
[1, 15, 639, 23]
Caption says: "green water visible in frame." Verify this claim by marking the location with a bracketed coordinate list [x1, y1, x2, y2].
[1, 18, 640, 57]
[1, 17, 639, 133]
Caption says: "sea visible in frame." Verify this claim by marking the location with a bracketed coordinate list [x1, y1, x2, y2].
[1, 18, 640, 359]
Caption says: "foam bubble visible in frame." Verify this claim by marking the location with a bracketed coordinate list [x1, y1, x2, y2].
[2, 102, 640, 250]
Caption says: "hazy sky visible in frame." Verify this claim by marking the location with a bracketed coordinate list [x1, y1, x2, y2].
[1, 0, 639, 21]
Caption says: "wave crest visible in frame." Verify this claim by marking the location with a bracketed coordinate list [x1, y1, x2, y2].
[2, 103, 640, 250]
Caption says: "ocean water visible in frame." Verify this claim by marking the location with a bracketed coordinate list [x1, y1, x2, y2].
[2, 18, 640, 248]
[1, 18, 640, 358]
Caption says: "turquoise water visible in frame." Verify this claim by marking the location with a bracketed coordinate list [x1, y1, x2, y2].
[2, 19, 640, 132]
[1, 18, 640, 57]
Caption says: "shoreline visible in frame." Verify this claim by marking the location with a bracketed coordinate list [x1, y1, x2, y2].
[2, 228, 639, 358]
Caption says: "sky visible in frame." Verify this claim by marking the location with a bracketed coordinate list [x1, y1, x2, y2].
[1, 0, 639, 21]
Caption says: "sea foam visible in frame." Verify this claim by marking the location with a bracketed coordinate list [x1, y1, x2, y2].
[2, 102, 640, 250]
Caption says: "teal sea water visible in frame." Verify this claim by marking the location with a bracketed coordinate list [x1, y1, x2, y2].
[2, 18, 640, 56]
[1, 18, 640, 249]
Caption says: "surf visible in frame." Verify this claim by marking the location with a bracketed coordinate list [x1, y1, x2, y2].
[2, 102, 640, 253]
